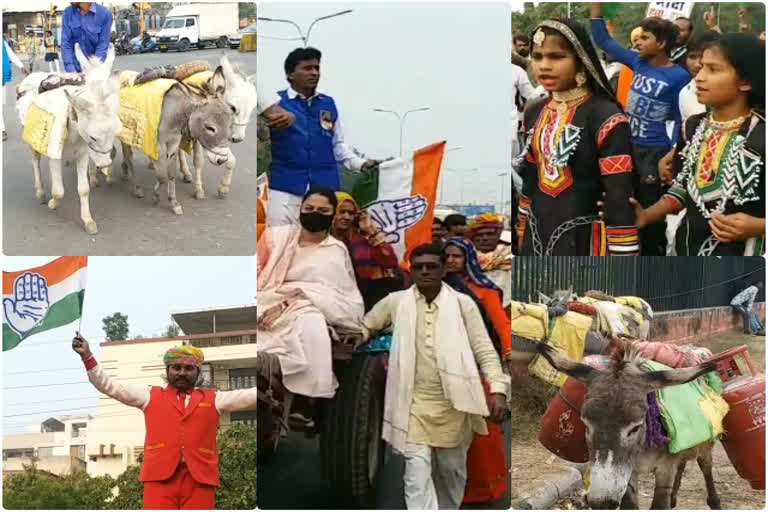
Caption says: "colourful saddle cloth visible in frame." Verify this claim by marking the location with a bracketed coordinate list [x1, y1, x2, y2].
[642, 360, 728, 454]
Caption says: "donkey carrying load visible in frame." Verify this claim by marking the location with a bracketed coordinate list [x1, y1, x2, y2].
[177, 55, 257, 200]
[537, 343, 726, 510]
[116, 62, 233, 215]
[16, 44, 122, 234]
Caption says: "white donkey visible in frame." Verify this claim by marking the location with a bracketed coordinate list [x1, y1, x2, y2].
[17, 44, 122, 234]
[178, 55, 256, 199]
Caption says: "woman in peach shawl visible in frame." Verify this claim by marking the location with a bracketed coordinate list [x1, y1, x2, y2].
[257, 188, 364, 399]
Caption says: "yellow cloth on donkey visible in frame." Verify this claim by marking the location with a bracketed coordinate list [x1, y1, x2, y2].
[511, 301, 549, 340]
[118, 70, 178, 161]
[529, 311, 593, 387]
[182, 70, 213, 89]
[118, 69, 215, 162]
[19, 83, 71, 160]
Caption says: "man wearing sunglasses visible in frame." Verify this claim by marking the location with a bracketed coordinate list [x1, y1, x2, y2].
[360, 242, 509, 510]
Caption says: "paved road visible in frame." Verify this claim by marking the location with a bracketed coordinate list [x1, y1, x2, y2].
[257, 423, 512, 510]
[3, 48, 256, 255]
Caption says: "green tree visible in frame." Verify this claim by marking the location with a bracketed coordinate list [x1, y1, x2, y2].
[512, 3, 765, 51]
[215, 424, 258, 510]
[102, 312, 129, 342]
[111, 457, 143, 510]
[257, 115, 271, 178]
[164, 323, 180, 338]
[3, 426, 258, 510]
[3, 466, 115, 510]
[239, 2, 257, 19]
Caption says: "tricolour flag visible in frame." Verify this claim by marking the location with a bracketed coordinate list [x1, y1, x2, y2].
[351, 141, 445, 263]
[3, 257, 88, 352]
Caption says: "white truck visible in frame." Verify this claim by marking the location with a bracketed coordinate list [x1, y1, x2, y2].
[156, 2, 239, 52]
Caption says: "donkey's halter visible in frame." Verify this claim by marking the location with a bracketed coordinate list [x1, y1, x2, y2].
[87, 144, 112, 155]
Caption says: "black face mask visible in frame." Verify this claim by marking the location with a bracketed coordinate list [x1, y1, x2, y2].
[300, 211, 334, 233]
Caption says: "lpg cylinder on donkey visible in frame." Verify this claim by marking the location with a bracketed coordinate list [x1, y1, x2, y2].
[537, 344, 766, 490]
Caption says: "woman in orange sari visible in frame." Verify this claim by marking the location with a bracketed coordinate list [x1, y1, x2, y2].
[443, 237, 511, 504]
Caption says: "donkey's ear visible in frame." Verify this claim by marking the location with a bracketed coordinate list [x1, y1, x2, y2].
[642, 361, 717, 391]
[247, 73, 257, 85]
[75, 43, 91, 73]
[536, 343, 601, 385]
[210, 66, 227, 98]
[64, 89, 91, 114]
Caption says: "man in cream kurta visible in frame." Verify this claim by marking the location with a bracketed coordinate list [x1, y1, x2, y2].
[360, 243, 510, 510]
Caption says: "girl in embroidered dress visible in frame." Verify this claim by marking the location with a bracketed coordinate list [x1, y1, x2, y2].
[633, 33, 765, 256]
[516, 19, 638, 256]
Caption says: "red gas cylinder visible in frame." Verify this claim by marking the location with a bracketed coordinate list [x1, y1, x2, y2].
[709, 345, 766, 490]
[538, 355, 608, 463]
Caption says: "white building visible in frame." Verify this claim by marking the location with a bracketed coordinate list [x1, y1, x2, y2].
[3, 415, 92, 476]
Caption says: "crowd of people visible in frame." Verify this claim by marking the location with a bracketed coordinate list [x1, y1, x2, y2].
[510, 3, 765, 256]
[257, 188, 513, 509]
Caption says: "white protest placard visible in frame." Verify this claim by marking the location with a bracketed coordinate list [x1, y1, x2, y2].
[646, 1, 695, 20]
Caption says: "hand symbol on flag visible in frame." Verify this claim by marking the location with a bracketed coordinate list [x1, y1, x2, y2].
[3, 272, 50, 337]
[366, 195, 428, 244]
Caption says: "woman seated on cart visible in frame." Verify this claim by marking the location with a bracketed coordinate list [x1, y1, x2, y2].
[257, 187, 365, 399]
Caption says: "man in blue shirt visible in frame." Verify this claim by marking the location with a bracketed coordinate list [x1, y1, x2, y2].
[591, 3, 690, 255]
[267, 47, 380, 226]
[61, 2, 112, 73]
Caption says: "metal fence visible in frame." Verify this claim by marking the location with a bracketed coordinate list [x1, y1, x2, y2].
[512, 257, 765, 312]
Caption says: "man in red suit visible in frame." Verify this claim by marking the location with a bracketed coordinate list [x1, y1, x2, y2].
[72, 333, 256, 510]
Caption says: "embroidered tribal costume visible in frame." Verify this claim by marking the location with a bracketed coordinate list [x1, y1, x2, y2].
[516, 19, 638, 256]
[665, 111, 765, 255]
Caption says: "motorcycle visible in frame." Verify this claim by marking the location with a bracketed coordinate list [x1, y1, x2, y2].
[114, 32, 132, 56]
[131, 34, 158, 54]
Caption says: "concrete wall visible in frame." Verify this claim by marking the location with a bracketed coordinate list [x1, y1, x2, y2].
[3, 456, 85, 476]
[649, 302, 765, 344]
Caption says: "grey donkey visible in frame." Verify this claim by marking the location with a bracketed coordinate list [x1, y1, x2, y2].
[537, 343, 722, 510]
[120, 67, 233, 214]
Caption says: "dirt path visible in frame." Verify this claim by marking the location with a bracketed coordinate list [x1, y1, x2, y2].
[512, 331, 765, 510]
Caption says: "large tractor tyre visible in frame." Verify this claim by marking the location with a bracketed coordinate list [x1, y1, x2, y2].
[178, 38, 190, 52]
[320, 353, 386, 508]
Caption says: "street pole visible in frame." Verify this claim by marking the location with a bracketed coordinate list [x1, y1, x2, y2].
[498, 172, 510, 213]
[439, 146, 463, 205]
[373, 107, 430, 157]
[445, 167, 477, 208]
[258, 9, 353, 47]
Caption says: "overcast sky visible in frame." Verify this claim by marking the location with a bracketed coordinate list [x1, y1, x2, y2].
[258, 2, 512, 206]
[2, 256, 255, 434]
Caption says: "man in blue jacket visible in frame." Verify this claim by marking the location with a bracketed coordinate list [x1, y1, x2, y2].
[61, 2, 112, 72]
[267, 47, 380, 226]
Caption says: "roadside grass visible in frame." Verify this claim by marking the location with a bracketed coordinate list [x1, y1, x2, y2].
[511, 375, 557, 441]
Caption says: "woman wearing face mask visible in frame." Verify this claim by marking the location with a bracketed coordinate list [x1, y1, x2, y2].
[257, 187, 364, 401]
[332, 192, 402, 312]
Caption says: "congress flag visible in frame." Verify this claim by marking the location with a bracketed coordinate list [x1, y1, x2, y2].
[3, 257, 88, 351]
[351, 141, 446, 263]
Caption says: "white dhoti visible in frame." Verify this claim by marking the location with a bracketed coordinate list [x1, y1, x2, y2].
[403, 439, 471, 510]
[266, 188, 302, 226]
